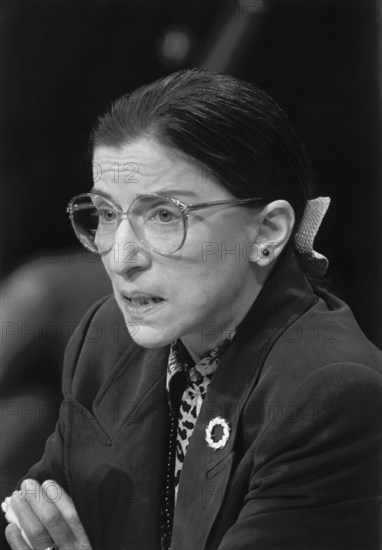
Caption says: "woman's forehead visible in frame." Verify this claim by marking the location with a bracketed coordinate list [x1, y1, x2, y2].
[93, 139, 196, 180]
[92, 139, 229, 201]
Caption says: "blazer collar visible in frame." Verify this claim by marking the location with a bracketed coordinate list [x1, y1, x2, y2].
[172, 247, 318, 549]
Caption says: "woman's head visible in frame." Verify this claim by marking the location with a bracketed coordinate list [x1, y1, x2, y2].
[90, 69, 313, 230]
[84, 70, 313, 355]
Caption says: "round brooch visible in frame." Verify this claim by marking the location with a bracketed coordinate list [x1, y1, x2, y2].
[205, 416, 231, 450]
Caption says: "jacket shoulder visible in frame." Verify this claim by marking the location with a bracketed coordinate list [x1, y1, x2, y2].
[263, 291, 382, 382]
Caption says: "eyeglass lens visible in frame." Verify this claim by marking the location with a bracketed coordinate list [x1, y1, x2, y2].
[69, 194, 186, 254]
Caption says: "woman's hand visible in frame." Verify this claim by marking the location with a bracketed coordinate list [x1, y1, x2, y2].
[3, 479, 92, 550]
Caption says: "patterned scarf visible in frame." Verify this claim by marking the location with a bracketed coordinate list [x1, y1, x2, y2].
[167, 333, 235, 498]
[161, 334, 235, 550]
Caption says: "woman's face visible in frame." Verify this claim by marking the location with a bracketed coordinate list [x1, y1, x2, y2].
[93, 138, 261, 356]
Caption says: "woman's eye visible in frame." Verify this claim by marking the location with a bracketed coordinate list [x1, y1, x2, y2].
[98, 208, 117, 222]
[151, 209, 176, 223]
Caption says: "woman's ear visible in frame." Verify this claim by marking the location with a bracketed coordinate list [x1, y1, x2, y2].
[248, 200, 295, 266]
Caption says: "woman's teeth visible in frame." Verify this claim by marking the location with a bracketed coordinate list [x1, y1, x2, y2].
[126, 296, 163, 306]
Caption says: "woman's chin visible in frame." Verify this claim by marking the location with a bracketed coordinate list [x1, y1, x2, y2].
[126, 324, 175, 349]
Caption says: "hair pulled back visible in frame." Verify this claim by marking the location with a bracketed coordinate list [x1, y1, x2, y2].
[91, 68, 314, 236]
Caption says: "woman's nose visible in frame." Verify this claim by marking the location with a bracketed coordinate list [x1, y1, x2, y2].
[106, 218, 150, 275]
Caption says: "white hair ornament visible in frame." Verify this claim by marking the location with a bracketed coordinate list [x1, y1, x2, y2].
[294, 196, 331, 277]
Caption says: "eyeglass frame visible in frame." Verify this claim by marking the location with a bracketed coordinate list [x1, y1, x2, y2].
[66, 192, 266, 255]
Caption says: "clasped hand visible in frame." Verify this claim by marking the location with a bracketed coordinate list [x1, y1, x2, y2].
[3, 479, 92, 550]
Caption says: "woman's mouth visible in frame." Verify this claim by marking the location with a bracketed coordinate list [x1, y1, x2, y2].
[122, 293, 165, 313]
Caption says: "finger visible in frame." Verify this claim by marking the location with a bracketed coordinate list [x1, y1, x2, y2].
[5, 522, 31, 550]
[21, 479, 75, 550]
[42, 480, 92, 549]
[9, 489, 52, 550]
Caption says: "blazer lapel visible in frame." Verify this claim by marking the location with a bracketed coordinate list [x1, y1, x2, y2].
[70, 342, 171, 550]
[172, 249, 317, 549]
[94, 344, 169, 439]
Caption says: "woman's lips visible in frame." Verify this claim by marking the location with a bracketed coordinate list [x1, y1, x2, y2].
[122, 292, 165, 314]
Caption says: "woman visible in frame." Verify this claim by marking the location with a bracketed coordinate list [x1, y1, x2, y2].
[3, 69, 382, 550]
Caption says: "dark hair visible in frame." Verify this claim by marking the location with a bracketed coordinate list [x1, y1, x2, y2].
[90, 68, 314, 241]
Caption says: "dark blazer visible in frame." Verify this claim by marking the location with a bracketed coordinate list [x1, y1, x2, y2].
[22, 251, 382, 550]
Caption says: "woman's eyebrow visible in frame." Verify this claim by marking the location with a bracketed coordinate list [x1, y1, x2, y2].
[154, 188, 199, 199]
[89, 187, 200, 200]
[89, 188, 112, 198]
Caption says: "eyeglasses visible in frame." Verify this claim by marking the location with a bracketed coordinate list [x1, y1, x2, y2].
[66, 192, 265, 255]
